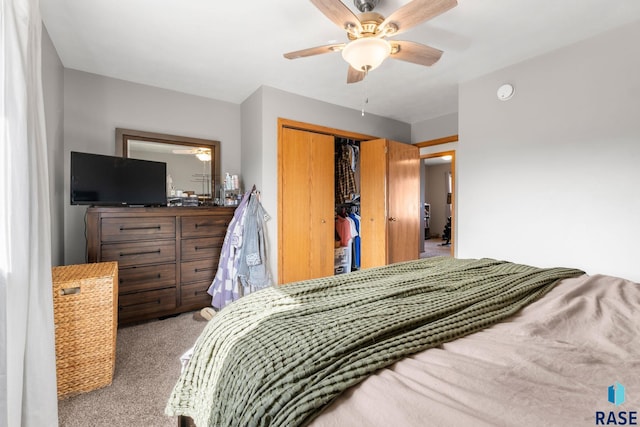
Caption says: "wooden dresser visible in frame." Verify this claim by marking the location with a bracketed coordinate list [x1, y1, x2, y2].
[86, 206, 234, 324]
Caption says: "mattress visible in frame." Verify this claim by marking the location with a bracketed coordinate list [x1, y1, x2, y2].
[310, 273, 640, 426]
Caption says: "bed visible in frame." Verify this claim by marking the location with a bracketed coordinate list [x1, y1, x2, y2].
[165, 257, 640, 426]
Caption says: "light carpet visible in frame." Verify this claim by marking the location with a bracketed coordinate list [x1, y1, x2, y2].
[420, 238, 452, 258]
[58, 311, 207, 427]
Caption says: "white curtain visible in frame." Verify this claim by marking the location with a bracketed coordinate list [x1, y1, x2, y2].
[1, 0, 59, 425]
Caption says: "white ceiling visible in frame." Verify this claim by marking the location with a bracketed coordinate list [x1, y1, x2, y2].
[40, 0, 640, 124]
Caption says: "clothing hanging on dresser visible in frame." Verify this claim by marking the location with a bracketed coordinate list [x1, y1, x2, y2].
[208, 186, 270, 310]
[237, 192, 270, 293]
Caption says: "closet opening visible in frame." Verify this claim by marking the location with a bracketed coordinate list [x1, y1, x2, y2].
[334, 137, 361, 275]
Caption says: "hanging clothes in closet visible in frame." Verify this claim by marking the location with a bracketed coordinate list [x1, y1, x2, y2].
[334, 137, 361, 275]
[348, 210, 361, 270]
[208, 186, 271, 310]
[334, 210, 352, 247]
[335, 138, 359, 204]
[334, 206, 360, 274]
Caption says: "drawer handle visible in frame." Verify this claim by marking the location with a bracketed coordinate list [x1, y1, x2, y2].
[195, 267, 215, 273]
[119, 299, 161, 309]
[195, 245, 216, 251]
[119, 225, 162, 231]
[194, 223, 212, 229]
[119, 249, 161, 257]
[60, 287, 80, 296]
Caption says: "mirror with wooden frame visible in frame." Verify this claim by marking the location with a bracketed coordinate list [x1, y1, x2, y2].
[116, 128, 221, 204]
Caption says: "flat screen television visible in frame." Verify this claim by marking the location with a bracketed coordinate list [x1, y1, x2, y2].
[70, 151, 167, 206]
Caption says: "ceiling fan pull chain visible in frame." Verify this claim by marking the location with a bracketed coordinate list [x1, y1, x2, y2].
[361, 69, 369, 117]
[362, 69, 369, 117]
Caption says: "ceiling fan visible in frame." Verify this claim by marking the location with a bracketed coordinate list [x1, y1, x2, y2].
[283, 0, 457, 83]
[172, 147, 211, 161]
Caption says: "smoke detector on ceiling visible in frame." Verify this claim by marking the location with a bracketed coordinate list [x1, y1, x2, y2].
[497, 84, 515, 101]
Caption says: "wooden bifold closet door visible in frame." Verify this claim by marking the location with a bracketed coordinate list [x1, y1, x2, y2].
[280, 127, 335, 284]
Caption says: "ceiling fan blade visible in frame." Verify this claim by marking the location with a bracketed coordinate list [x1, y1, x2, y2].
[284, 43, 345, 60]
[310, 0, 362, 33]
[381, 0, 457, 36]
[391, 40, 443, 66]
[347, 66, 366, 84]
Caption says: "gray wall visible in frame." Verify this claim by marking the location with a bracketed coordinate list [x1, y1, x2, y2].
[42, 26, 65, 266]
[457, 20, 640, 282]
[412, 112, 458, 143]
[63, 70, 242, 264]
[240, 87, 263, 194]
[242, 85, 412, 281]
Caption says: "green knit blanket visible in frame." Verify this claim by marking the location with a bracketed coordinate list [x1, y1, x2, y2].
[166, 257, 584, 427]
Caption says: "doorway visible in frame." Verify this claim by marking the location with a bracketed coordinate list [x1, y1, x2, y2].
[420, 149, 455, 258]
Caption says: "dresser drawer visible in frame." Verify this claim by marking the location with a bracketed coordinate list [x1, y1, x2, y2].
[180, 281, 212, 310]
[181, 236, 224, 261]
[181, 216, 229, 238]
[118, 264, 176, 294]
[101, 217, 175, 242]
[118, 288, 176, 324]
[101, 240, 176, 267]
[181, 258, 218, 284]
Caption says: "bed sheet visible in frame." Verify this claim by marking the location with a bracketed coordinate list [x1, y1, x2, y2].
[311, 274, 640, 426]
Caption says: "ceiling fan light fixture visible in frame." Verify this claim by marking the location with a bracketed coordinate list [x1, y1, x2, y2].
[342, 37, 391, 72]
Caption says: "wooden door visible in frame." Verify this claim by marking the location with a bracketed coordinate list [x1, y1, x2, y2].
[360, 139, 388, 268]
[387, 140, 420, 263]
[360, 139, 419, 268]
[279, 128, 334, 284]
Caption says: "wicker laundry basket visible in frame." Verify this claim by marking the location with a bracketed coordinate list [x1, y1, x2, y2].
[52, 262, 118, 399]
